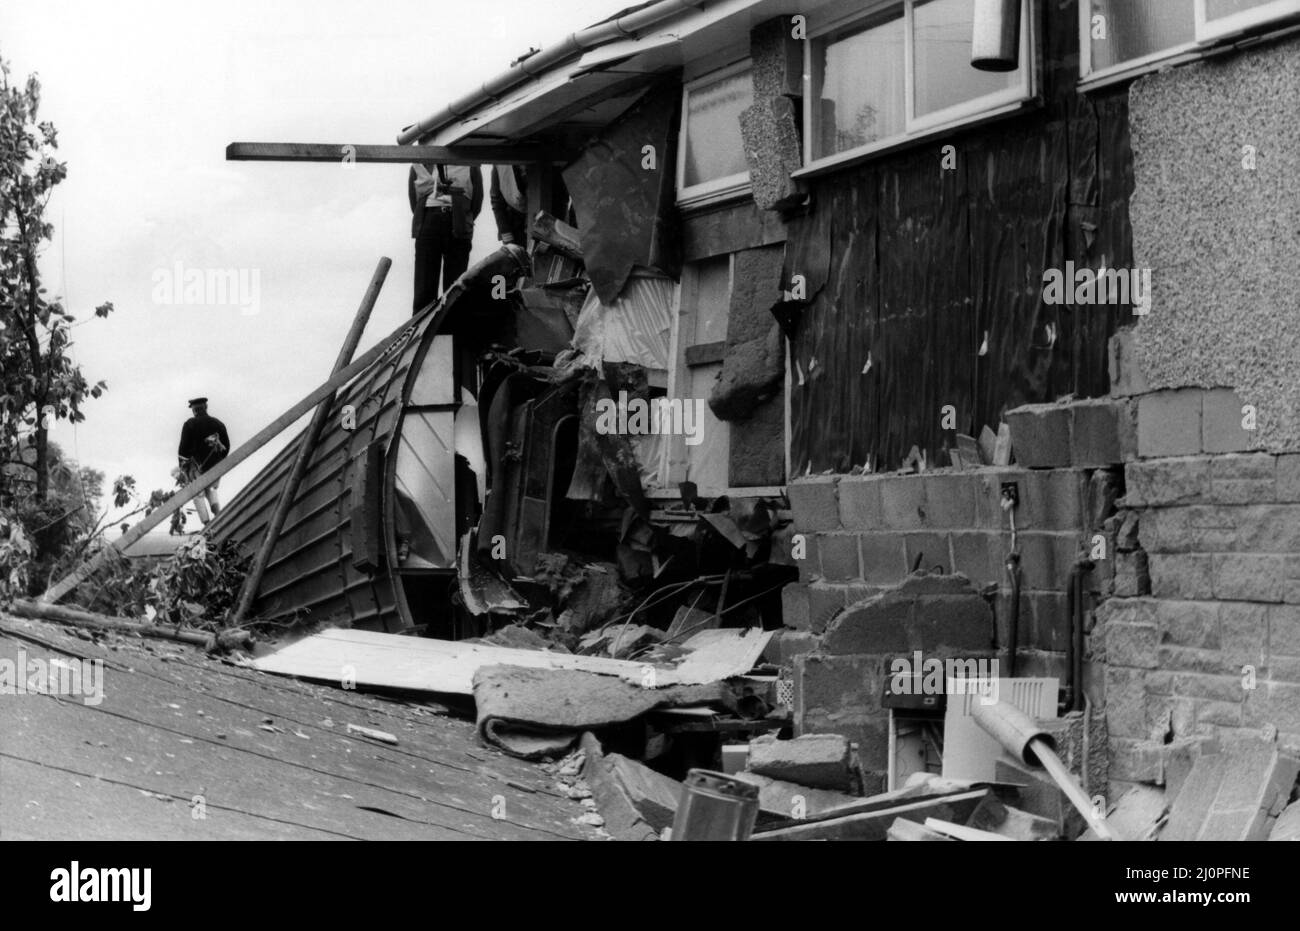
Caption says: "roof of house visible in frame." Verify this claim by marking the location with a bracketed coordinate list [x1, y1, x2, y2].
[397, 0, 798, 149]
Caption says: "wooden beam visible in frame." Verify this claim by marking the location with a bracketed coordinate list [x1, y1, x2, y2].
[40, 305, 441, 604]
[228, 258, 390, 627]
[225, 142, 569, 166]
[10, 599, 252, 651]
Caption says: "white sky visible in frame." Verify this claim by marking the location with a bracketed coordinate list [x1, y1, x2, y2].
[1, 0, 626, 534]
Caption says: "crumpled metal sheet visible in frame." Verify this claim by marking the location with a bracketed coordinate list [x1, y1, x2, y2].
[562, 80, 682, 304]
[571, 271, 674, 371]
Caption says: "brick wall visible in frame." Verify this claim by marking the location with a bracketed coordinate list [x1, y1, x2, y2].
[1097, 452, 1300, 797]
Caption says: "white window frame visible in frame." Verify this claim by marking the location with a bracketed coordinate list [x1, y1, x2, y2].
[798, 0, 1036, 176]
[676, 59, 755, 210]
[1079, 0, 1300, 89]
[1196, 0, 1300, 40]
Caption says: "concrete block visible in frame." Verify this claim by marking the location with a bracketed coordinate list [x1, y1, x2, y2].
[748, 733, 855, 791]
[781, 583, 810, 631]
[1108, 327, 1149, 398]
[1106, 619, 1159, 669]
[1124, 456, 1211, 507]
[922, 473, 977, 528]
[858, 533, 909, 585]
[788, 475, 840, 532]
[1016, 531, 1082, 591]
[794, 653, 887, 717]
[879, 475, 927, 530]
[1070, 398, 1138, 466]
[1113, 550, 1151, 597]
[773, 629, 821, 666]
[839, 475, 884, 529]
[1105, 666, 1150, 738]
[1268, 605, 1300, 658]
[819, 572, 993, 656]
[1149, 553, 1216, 599]
[1006, 403, 1072, 468]
[1277, 454, 1300, 503]
[903, 531, 951, 574]
[816, 532, 861, 581]
[1161, 740, 1300, 841]
[1218, 601, 1267, 667]
[949, 531, 1002, 589]
[1153, 599, 1220, 650]
[807, 581, 849, 633]
[1030, 591, 1071, 651]
[738, 772, 859, 819]
[1213, 554, 1287, 602]
[1019, 469, 1087, 531]
[1202, 388, 1258, 454]
[1137, 389, 1203, 458]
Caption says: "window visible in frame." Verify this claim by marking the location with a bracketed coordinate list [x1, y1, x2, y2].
[1081, 0, 1300, 85]
[677, 62, 754, 207]
[805, 0, 1034, 172]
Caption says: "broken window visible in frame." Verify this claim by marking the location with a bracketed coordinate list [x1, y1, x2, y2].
[805, 0, 1033, 170]
[677, 61, 754, 207]
[1081, 0, 1300, 85]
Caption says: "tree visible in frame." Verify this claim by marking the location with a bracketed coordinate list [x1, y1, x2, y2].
[0, 50, 113, 505]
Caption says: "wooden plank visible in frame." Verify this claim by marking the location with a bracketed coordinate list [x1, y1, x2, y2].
[684, 340, 726, 366]
[225, 142, 569, 166]
[752, 789, 990, 841]
[40, 307, 439, 604]
[681, 200, 788, 263]
[251, 626, 772, 695]
[9, 599, 250, 650]
[924, 817, 1014, 841]
[230, 258, 389, 626]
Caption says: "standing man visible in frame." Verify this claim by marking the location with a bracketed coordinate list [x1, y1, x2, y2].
[409, 161, 483, 313]
[489, 164, 528, 245]
[177, 397, 230, 526]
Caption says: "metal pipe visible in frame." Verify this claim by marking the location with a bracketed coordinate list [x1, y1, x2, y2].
[396, 0, 711, 144]
[1066, 556, 1095, 713]
[1005, 550, 1021, 677]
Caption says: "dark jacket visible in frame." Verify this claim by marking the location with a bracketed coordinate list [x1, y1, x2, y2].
[409, 164, 484, 239]
[489, 165, 529, 242]
[178, 414, 231, 473]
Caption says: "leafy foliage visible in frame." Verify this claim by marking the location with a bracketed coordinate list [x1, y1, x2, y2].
[1, 51, 113, 505]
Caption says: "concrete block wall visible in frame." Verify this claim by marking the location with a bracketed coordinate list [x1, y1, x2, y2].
[1097, 452, 1300, 799]
[781, 467, 1108, 680]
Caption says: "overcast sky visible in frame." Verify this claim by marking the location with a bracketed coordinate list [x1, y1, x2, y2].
[1, 0, 624, 535]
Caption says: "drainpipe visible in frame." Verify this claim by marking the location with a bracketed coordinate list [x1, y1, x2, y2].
[1001, 487, 1020, 677]
[1065, 556, 1095, 713]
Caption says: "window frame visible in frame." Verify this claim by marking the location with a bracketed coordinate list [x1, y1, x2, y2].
[675, 59, 755, 210]
[1079, 0, 1300, 89]
[799, 0, 1036, 175]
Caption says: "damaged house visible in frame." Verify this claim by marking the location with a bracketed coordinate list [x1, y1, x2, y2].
[213, 0, 1300, 831]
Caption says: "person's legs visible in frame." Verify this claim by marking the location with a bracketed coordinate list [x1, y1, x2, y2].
[442, 238, 471, 292]
[413, 217, 446, 313]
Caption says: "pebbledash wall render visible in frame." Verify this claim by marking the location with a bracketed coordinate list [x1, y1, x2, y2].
[782, 34, 1300, 800]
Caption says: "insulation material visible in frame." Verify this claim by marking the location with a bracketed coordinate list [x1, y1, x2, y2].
[563, 80, 682, 304]
[572, 271, 674, 371]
